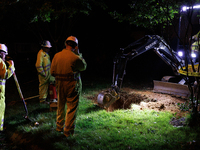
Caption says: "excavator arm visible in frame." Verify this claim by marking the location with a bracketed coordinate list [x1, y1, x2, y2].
[97, 35, 189, 109]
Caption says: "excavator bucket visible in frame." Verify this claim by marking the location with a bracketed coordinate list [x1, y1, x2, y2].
[153, 80, 191, 98]
[97, 89, 120, 109]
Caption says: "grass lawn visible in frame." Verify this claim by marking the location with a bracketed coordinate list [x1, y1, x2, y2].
[1, 76, 200, 150]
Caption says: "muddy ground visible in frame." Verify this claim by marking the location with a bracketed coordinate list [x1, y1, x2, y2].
[89, 87, 190, 119]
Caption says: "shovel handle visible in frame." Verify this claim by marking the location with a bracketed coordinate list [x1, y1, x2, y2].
[13, 72, 24, 99]
[13, 72, 28, 117]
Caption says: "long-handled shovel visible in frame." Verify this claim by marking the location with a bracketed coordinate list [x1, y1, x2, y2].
[13, 72, 32, 122]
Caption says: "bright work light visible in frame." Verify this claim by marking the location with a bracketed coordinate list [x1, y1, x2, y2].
[178, 51, 183, 57]
[182, 4, 200, 12]
[191, 53, 197, 58]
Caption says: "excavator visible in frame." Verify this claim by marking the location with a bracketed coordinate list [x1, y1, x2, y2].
[97, 35, 200, 109]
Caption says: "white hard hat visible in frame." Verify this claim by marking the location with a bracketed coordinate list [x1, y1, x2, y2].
[41, 40, 52, 48]
[0, 44, 8, 55]
[65, 36, 78, 45]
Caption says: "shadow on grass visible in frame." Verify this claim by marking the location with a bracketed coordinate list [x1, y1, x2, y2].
[5, 125, 78, 150]
[29, 107, 50, 116]
[5, 114, 34, 132]
[83, 103, 102, 114]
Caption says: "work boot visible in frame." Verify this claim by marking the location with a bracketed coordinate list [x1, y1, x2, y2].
[50, 99, 58, 103]
[64, 130, 74, 137]
[41, 101, 49, 104]
[40, 98, 49, 104]
[56, 127, 63, 132]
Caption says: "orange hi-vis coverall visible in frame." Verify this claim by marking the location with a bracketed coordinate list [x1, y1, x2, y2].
[0, 58, 15, 131]
[51, 48, 87, 137]
[35, 49, 55, 102]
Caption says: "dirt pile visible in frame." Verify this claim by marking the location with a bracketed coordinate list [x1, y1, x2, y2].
[90, 87, 188, 116]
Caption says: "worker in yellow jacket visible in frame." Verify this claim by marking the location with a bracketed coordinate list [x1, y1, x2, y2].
[191, 32, 200, 62]
[35, 40, 55, 104]
[192, 31, 200, 41]
[51, 36, 87, 137]
[0, 44, 15, 132]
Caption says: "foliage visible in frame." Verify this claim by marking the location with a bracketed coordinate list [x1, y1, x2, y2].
[27, 0, 107, 23]
[109, 0, 200, 29]
[0, 0, 108, 51]
[0, 0, 107, 23]
[177, 101, 193, 111]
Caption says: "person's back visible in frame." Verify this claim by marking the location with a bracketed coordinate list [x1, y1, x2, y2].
[51, 45, 86, 79]
[51, 49, 80, 75]
[51, 36, 86, 137]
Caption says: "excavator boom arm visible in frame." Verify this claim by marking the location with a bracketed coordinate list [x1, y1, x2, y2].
[97, 35, 188, 109]
[112, 35, 184, 92]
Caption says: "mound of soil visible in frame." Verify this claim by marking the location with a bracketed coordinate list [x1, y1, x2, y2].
[89, 87, 189, 118]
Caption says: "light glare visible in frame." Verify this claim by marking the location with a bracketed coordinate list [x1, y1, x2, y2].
[191, 53, 196, 58]
[178, 51, 183, 57]
[182, 6, 187, 11]
[182, 5, 200, 12]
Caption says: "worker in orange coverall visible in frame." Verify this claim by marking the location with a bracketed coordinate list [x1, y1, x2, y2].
[35, 40, 55, 104]
[51, 36, 87, 137]
[0, 44, 15, 132]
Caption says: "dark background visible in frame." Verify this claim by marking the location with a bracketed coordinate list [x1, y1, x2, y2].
[1, 3, 198, 87]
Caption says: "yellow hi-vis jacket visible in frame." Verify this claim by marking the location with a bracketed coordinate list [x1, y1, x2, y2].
[192, 31, 200, 41]
[35, 49, 52, 79]
[191, 41, 199, 51]
[35, 49, 55, 100]
[0, 58, 15, 131]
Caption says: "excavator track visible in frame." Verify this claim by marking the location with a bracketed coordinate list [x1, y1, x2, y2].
[153, 80, 191, 98]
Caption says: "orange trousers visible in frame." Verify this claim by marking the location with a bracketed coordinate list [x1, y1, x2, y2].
[56, 80, 79, 137]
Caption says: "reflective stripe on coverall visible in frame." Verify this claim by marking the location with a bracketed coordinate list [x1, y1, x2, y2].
[51, 49, 87, 136]
[35, 49, 55, 102]
[0, 58, 15, 131]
